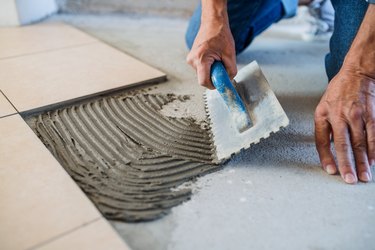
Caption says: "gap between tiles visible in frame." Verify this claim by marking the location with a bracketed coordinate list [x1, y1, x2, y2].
[27, 217, 102, 250]
[0, 41, 99, 61]
[0, 22, 98, 59]
[32, 218, 130, 250]
[0, 90, 18, 118]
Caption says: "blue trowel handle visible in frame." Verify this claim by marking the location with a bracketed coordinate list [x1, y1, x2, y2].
[210, 61, 252, 132]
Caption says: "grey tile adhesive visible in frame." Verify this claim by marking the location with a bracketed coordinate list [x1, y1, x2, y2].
[32, 93, 221, 222]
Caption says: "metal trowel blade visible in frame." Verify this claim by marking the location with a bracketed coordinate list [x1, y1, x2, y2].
[205, 61, 289, 162]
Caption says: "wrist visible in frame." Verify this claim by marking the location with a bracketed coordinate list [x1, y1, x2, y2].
[201, 0, 228, 23]
[342, 5, 375, 78]
[344, 35, 375, 79]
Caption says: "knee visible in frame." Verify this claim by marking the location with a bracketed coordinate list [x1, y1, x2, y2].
[185, 3, 202, 50]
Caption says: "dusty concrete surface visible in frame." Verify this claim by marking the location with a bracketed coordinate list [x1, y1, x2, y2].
[50, 14, 375, 250]
[56, 0, 198, 18]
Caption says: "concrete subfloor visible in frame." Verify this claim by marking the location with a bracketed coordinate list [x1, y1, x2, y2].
[52, 14, 375, 250]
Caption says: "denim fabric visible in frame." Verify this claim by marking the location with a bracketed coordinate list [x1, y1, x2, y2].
[186, 0, 369, 80]
[325, 0, 368, 80]
[282, 0, 298, 17]
[185, 0, 285, 54]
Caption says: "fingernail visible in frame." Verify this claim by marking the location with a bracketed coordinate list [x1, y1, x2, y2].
[325, 164, 336, 175]
[370, 159, 375, 166]
[360, 172, 372, 182]
[344, 173, 357, 184]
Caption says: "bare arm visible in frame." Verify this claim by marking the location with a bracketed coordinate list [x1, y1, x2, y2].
[186, 0, 237, 89]
[345, 5, 375, 78]
[315, 4, 375, 184]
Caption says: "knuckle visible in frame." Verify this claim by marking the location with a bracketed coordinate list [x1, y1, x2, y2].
[317, 139, 331, 148]
[364, 104, 375, 119]
[186, 54, 195, 67]
[338, 162, 352, 169]
[349, 107, 363, 121]
[351, 140, 366, 152]
[230, 68, 237, 78]
[356, 159, 369, 167]
[314, 105, 328, 120]
[334, 140, 350, 152]
[333, 122, 347, 134]
[198, 80, 210, 88]
[366, 121, 375, 144]
[367, 137, 375, 146]
[314, 116, 326, 125]
[199, 82, 207, 88]
[198, 79, 206, 86]
[367, 120, 375, 130]
[315, 143, 330, 156]
[196, 44, 208, 57]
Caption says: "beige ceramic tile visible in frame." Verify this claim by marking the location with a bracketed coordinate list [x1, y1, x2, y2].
[0, 22, 98, 58]
[0, 42, 166, 112]
[35, 219, 130, 250]
[0, 115, 101, 250]
[0, 91, 16, 117]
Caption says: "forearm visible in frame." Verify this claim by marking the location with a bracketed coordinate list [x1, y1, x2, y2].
[201, 0, 228, 22]
[186, 0, 237, 88]
[344, 5, 375, 78]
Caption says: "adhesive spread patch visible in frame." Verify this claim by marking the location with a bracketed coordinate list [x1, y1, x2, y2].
[34, 94, 219, 222]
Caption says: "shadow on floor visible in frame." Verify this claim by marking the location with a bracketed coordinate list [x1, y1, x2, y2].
[229, 94, 323, 171]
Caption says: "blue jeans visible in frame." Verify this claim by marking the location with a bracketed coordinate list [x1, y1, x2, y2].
[325, 0, 368, 80]
[185, 0, 369, 80]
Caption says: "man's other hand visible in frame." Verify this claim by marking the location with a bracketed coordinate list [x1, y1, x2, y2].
[315, 68, 375, 184]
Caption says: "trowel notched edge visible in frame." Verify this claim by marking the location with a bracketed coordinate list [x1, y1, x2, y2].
[204, 61, 289, 162]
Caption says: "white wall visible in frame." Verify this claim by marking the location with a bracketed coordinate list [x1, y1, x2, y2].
[0, 0, 57, 26]
[0, 0, 19, 26]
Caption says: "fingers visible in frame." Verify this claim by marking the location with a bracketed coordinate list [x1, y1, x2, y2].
[197, 61, 215, 89]
[313, 71, 374, 184]
[348, 108, 372, 182]
[366, 120, 375, 167]
[187, 55, 237, 90]
[332, 123, 358, 184]
[315, 103, 373, 184]
[186, 45, 237, 89]
[315, 114, 337, 175]
[186, 53, 215, 89]
[222, 55, 237, 80]
[365, 99, 375, 166]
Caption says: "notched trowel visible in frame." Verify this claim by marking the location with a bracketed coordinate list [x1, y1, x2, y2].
[205, 61, 289, 162]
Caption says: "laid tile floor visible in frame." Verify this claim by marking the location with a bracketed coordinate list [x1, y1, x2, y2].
[0, 21, 165, 250]
[0, 22, 97, 59]
[0, 22, 166, 113]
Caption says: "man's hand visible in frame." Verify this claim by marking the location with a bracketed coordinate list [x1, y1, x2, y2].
[186, 0, 237, 89]
[315, 69, 375, 184]
[315, 4, 375, 184]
